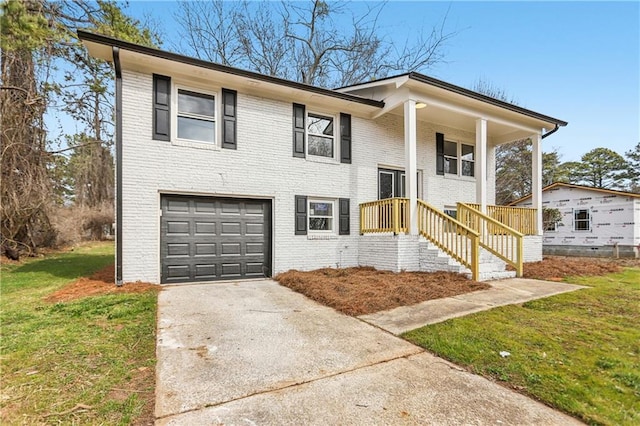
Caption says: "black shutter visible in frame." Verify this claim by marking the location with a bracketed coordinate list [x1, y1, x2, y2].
[436, 132, 445, 175]
[340, 113, 352, 164]
[295, 195, 307, 235]
[153, 74, 171, 141]
[221, 88, 237, 149]
[293, 103, 306, 158]
[339, 198, 350, 235]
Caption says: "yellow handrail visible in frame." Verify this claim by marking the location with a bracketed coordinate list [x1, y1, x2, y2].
[467, 203, 536, 235]
[417, 200, 479, 281]
[359, 198, 408, 234]
[458, 202, 523, 277]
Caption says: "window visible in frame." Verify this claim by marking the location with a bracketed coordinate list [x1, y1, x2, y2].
[444, 208, 457, 220]
[443, 140, 475, 177]
[544, 221, 558, 232]
[308, 200, 334, 232]
[307, 113, 334, 158]
[461, 144, 475, 177]
[177, 89, 215, 143]
[574, 209, 590, 231]
[444, 141, 457, 174]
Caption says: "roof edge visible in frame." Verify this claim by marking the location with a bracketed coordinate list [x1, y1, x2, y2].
[77, 30, 385, 108]
[508, 182, 640, 205]
[407, 72, 568, 127]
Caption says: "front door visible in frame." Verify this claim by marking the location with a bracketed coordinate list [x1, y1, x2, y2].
[378, 168, 405, 199]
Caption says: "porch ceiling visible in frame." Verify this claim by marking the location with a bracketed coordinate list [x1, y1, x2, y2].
[385, 103, 532, 146]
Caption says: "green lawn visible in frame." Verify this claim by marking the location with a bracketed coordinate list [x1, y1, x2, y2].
[403, 268, 640, 426]
[0, 242, 157, 425]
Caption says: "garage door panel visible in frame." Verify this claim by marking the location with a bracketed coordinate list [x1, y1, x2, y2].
[194, 200, 216, 214]
[221, 263, 242, 278]
[167, 243, 190, 257]
[161, 195, 271, 283]
[166, 265, 190, 280]
[195, 243, 216, 256]
[167, 221, 190, 235]
[245, 223, 264, 235]
[195, 221, 216, 235]
[195, 264, 217, 279]
[166, 199, 189, 212]
[221, 202, 241, 214]
[245, 203, 264, 215]
[245, 242, 264, 255]
[246, 263, 265, 276]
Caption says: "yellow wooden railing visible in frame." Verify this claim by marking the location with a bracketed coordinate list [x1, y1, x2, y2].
[359, 198, 408, 234]
[467, 203, 536, 235]
[458, 202, 523, 277]
[417, 200, 480, 281]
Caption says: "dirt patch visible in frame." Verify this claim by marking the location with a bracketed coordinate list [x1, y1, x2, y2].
[517, 256, 639, 280]
[45, 264, 159, 303]
[275, 267, 490, 316]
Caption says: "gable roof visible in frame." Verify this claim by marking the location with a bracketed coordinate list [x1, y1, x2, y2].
[338, 72, 568, 128]
[77, 30, 384, 108]
[509, 182, 640, 205]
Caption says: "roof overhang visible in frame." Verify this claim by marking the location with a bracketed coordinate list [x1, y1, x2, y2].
[78, 31, 384, 117]
[338, 72, 567, 143]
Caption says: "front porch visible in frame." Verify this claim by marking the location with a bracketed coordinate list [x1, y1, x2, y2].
[359, 198, 539, 281]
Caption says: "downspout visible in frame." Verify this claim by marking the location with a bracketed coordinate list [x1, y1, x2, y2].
[112, 46, 123, 286]
[541, 124, 559, 139]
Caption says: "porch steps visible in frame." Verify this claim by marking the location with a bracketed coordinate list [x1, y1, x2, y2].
[419, 241, 516, 282]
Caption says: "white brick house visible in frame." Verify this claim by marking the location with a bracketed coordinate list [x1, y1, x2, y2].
[80, 31, 567, 284]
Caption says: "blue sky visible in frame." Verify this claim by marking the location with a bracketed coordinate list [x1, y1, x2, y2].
[124, 1, 639, 162]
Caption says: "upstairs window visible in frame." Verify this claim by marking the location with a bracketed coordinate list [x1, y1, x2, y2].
[177, 89, 215, 143]
[461, 144, 475, 177]
[307, 113, 334, 158]
[444, 141, 458, 174]
[444, 140, 475, 177]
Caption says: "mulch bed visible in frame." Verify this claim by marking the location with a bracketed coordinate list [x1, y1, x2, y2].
[45, 264, 159, 303]
[275, 267, 489, 316]
[519, 256, 636, 281]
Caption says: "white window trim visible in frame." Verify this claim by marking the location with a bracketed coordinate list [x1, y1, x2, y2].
[172, 83, 220, 149]
[444, 139, 475, 179]
[306, 111, 337, 161]
[308, 198, 336, 234]
[573, 208, 591, 232]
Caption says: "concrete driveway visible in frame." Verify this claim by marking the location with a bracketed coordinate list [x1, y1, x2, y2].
[155, 280, 582, 425]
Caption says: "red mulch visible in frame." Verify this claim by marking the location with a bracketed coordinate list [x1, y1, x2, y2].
[275, 267, 489, 316]
[45, 264, 159, 303]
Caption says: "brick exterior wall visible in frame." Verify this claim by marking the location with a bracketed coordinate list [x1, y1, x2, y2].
[120, 70, 496, 283]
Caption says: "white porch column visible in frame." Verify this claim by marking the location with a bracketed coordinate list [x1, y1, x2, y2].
[404, 99, 418, 235]
[475, 118, 487, 213]
[531, 132, 543, 235]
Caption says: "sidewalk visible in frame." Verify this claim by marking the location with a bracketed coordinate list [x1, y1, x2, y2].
[358, 278, 587, 334]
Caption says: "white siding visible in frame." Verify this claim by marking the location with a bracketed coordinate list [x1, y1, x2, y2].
[514, 186, 639, 248]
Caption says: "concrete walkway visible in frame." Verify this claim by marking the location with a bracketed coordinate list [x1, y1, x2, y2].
[359, 278, 587, 334]
[155, 279, 584, 425]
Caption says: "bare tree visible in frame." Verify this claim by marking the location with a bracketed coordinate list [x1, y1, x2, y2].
[175, 0, 459, 88]
[1, 0, 56, 258]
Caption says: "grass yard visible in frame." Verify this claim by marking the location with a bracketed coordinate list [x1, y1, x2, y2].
[0, 242, 158, 425]
[403, 267, 640, 426]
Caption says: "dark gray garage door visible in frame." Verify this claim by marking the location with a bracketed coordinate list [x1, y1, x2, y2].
[160, 195, 272, 284]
